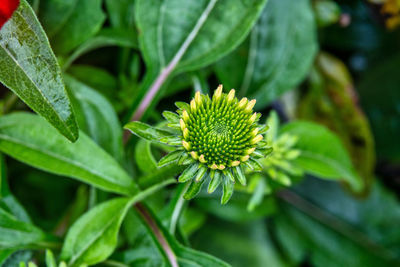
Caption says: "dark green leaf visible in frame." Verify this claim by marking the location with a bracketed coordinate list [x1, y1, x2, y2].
[0, 113, 138, 196]
[136, 0, 267, 73]
[0, 0, 78, 142]
[215, 0, 317, 108]
[49, 0, 105, 55]
[105, 0, 136, 29]
[131, 0, 268, 119]
[39, 0, 78, 37]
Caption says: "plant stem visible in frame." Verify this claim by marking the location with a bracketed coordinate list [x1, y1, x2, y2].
[169, 183, 190, 234]
[135, 203, 179, 267]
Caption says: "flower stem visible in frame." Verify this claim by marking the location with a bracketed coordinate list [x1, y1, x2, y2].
[135, 203, 179, 267]
[169, 182, 190, 234]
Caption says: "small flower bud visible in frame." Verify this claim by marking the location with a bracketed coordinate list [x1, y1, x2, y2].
[182, 140, 191, 150]
[227, 89, 235, 102]
[180, 119, 186, 131]
[251, 134, 263, 144]
[238, 97, 248, 109]
[244, 99, 256, 113]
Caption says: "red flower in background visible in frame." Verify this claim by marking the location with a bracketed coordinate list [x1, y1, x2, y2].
[0, 0, 20, 29]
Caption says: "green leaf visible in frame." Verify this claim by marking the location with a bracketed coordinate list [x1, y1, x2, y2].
[183, 179, 206, 200]
[0, 0, 79, 142]
[65, 75, 124, 162]
[61, 180, 174, 267]
[280, 121, 362, 192]
[136, 0, 267, 73]
[158, 150, 183, 167]
[124, 121, 174, 144]
[178, 164, 199, 183]
[105, 0, 136, 29]
[63, 28, 138, 70]
[49, 0, 106, 55]
[0, 112, 138, 196]
[215, 0, 317, 108]
[275, 178, 400, 267]
[45, 250, 57, 267]
[131, 0, 268, 118]
[38, 0, 78, 37]
[0, 208, 47, 249]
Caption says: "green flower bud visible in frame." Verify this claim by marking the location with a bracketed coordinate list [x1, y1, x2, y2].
[166, 85, 271, 204]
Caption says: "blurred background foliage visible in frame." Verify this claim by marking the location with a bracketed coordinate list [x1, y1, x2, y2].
[0, 0, 399, 266]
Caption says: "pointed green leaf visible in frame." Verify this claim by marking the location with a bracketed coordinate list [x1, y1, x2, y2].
[247, 178, 266, 211]
[0, 0, 78, 141]
[162, 111, 180, 123]
[45, 250, 57, 267]
[124, 121, 173, 144]
[221, 178, 234, 205]
[233, 166, 247, 186]
[175, 101, 190, 111]
[184, 179, 207, 200]
[178, 164, 199, 183]
[158, 150, 183, 167]
[208, 171, 222, 194]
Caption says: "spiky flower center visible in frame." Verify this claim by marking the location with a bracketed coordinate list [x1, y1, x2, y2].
[180, 86, 262, 170]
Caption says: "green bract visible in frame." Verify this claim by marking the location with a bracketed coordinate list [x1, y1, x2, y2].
[125, 85, 272, 204]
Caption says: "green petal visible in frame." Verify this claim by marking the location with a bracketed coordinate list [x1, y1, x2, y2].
[221, 177, 234, 205]
[195, 166, 208, 182]
[208, 171, 222, 193]
[158, 150, 183, 167]
[178, 163, 199, 183]
[159, 135, 182, 145]
[124, 121, 173, 143]
[247, 178, 266, 211]
[233, 166, 246, 186]
[275, 172, 292, 186]
[183, 179, 206, 200]
[162, 111, 180, 123]
[223, 169, 235, 183]
[246, 158, 263, 172]
[175, 101, 190, 111]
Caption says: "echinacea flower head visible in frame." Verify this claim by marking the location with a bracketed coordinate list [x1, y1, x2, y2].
[125, 85, 272, 204]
